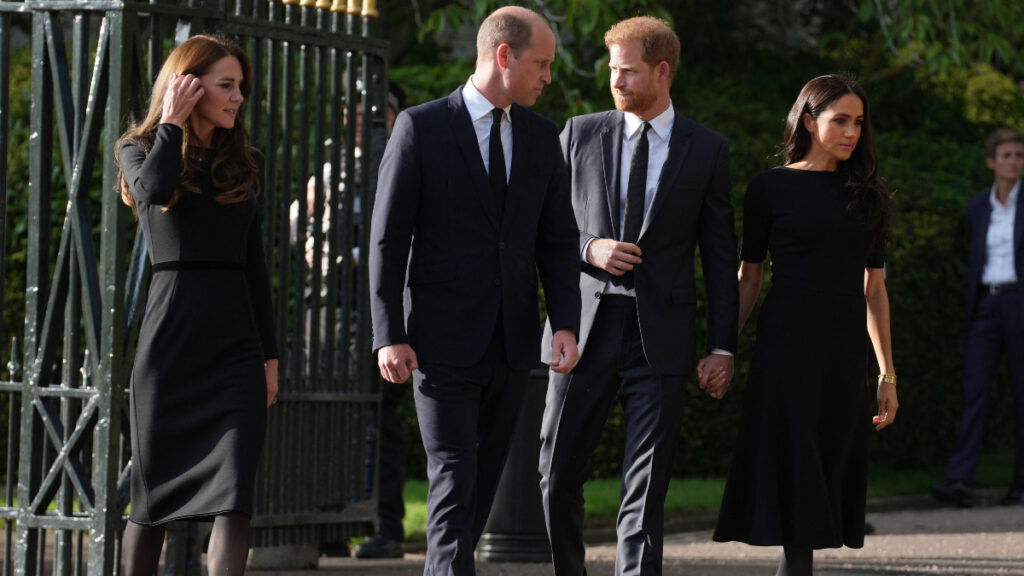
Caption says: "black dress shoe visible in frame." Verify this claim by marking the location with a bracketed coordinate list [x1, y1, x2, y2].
[1000, 487, 1024, 506]
[354, 536, 404, 559]
[931, 480, 974, 508]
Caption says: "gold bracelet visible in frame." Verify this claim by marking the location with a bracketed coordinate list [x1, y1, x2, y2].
[877, 374, 897, 386]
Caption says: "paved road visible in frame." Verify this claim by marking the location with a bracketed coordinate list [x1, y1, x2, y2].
[279, 504, 1024, 575]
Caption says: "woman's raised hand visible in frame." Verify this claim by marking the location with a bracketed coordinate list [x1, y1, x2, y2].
[161, 73, 205, 128]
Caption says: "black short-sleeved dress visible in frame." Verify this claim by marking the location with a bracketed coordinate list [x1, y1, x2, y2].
[119, 124, 278, 525]
[713, 167, 883, 550]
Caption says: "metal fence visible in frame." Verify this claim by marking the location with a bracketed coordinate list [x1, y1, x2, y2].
[0, 0, 389, 573]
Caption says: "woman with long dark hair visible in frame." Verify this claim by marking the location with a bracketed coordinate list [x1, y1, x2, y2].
[712, 74, 899, 575]
[117, 34, 278, 575]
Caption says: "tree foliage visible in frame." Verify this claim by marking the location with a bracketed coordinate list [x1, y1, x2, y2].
[861, 0, 1023, 79]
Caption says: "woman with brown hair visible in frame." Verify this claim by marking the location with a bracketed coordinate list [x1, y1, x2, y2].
[117, 34, 278, 575]
[712, 74, 899, 575]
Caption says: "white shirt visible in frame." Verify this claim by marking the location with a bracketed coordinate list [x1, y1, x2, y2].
[616, 106, 675, 240]
[982, 179, 1020, 285]
[462, 77, 511, 182]
[591, 104, 675, 297]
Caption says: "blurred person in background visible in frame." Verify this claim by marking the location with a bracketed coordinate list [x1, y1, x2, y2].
[933, 127, 1024, 508]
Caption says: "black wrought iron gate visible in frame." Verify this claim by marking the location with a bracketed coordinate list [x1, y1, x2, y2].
[0, 0, 389, 573]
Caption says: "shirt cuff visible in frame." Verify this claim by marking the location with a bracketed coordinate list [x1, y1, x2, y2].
[582, 237, 596, 263]
[710, 348, 733, 357]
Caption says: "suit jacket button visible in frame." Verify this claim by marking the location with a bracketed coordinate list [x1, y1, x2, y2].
[494, 279, 502, 286]
[498, 241, 506, 250]
[594, 292, 602, 299]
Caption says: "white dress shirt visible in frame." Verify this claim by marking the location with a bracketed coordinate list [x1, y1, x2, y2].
[616, 106, 675, 240]
[462, 77, 511, 182]
[588, 104, 675, 297]
[982, 179, 1021, 286]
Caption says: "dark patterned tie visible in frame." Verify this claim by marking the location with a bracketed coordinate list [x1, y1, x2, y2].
[489, 108, 507, 217]
[618, 122, 650, 289]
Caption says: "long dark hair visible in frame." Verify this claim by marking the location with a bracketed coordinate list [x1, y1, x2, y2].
[782, 74, 891, 250]
[117, 34, 260, 212]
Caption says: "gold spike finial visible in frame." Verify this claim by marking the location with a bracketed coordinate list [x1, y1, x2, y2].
[361, 0, 378, 18]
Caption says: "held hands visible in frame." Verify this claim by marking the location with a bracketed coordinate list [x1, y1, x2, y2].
[696, 354, 733, 399]
[549, 329, 580, 374]
[265, 358, 279, 407]
[161, 73, 205, 128]
[378, 344, 419, 383]
[873, 380, 899, 430]
[587, 238, 642, 276]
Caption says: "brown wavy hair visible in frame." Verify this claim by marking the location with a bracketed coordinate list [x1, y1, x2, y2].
[782, 74, 891, 250]
[117, 34, 260, 212]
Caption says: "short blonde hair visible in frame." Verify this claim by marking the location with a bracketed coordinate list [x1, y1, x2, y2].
[604, 16, 680, 79]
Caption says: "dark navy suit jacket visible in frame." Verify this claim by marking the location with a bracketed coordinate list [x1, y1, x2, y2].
[369, 87, 581, 369]
[966, 186, 1024, 324]
[542, 110, 738, 375]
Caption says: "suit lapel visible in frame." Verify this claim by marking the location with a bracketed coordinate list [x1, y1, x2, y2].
[972, 199, 991, 283]
[448, 88, 499, 228]
[640, 112, 693, 240]
[601, 114, 624, 239]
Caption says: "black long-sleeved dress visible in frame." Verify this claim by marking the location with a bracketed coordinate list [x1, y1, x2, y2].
[119, 123, 278, 525]
[714, 167, 883, 549]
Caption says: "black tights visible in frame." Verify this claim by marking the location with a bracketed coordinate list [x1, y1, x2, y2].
[206, 513, 252, 575]
[776, 545, 813, 576]
[123, 513, 251, 576]
[123, 521, 165, 576]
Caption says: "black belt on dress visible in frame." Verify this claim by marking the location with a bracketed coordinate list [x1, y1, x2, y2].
[151, 260, 244, 272]
[982, 282, 1018, 295]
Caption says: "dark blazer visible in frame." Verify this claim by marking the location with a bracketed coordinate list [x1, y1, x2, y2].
[542, 109, 738, 375]
[370, 87, 581, 369]
[965, 187, 1024, 323]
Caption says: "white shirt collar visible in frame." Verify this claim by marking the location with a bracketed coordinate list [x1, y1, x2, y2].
[990, 179, 1021, 210]
[623, 102, 674, 142]
[462, 76, 512, 122]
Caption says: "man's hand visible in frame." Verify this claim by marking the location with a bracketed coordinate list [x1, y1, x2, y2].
[696, 354, 734, 399]
[378, 344, 419, 383]
[549, 329, 580, 374]
[587, 238, 642, 276]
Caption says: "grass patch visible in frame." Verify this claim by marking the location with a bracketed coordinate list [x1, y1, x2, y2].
[868, 451, 1015, 498]
[400, 476, 726, 541]
[397, 451, 1016, 543]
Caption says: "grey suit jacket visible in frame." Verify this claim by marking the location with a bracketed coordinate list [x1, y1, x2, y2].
[542, 109, 738, 375]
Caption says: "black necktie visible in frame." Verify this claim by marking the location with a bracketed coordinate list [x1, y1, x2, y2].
[618, 122, 650, 289]
[622, 122, 650, 244]
[489, 108, 507, 216]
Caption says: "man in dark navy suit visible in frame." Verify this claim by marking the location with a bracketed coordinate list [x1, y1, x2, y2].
[369, 6, 581, 574]
[538, 16, 738, 576]
[933, 128, 1024, 508]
